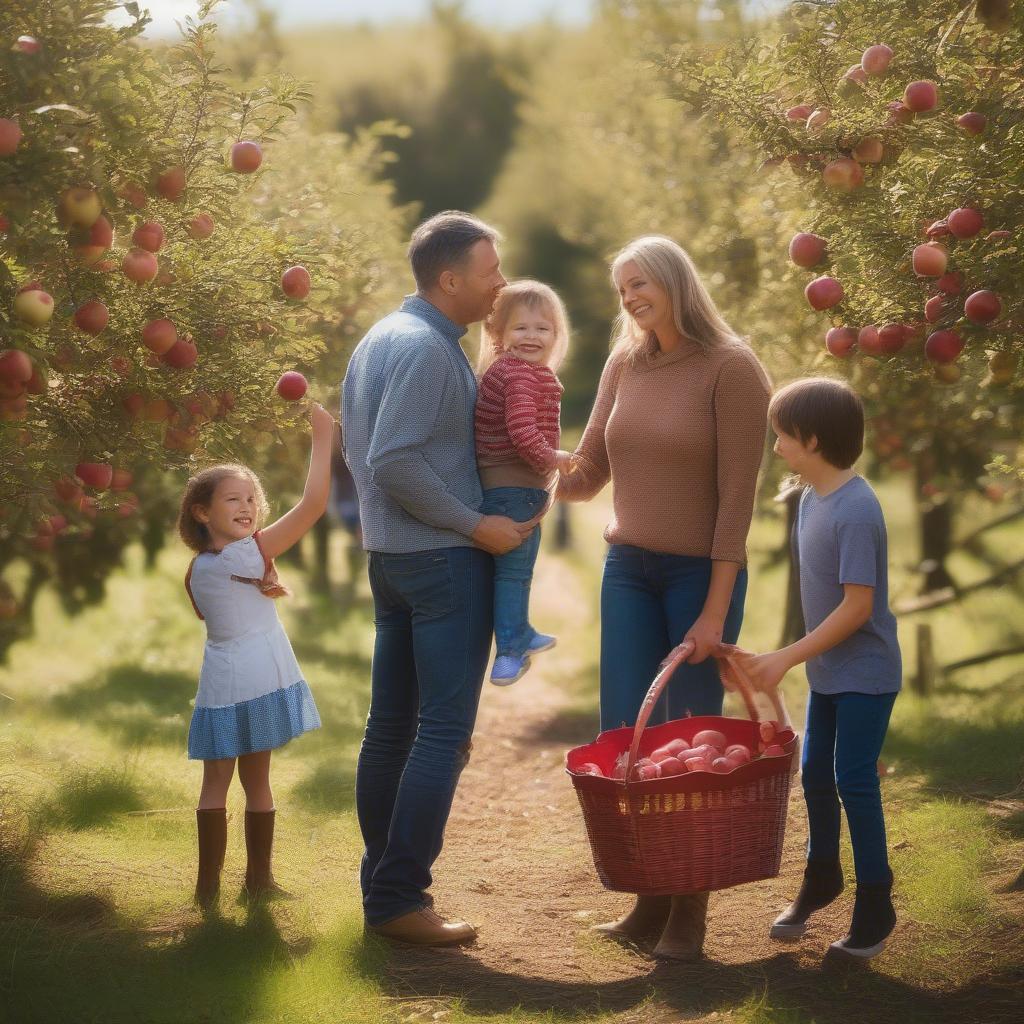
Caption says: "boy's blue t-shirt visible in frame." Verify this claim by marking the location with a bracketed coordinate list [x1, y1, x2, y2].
[796, 475, 902, 695]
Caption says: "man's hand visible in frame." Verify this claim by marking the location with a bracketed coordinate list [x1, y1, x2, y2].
[472, 515, 531, 555]
[736, 650, 792, 692]
[684, 613, 725, 664]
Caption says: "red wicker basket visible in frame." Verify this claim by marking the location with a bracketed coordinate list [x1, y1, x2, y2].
[566, 642, 798, 896]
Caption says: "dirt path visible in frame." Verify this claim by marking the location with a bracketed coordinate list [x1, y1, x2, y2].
[375, 555, 1022, 1024]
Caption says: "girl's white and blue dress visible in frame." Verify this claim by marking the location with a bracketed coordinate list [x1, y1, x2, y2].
[185, 532, 320, 760]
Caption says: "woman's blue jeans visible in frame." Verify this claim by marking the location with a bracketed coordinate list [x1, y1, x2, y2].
[600, 544, 747, 731]
[480, 487, 548, 658]
[356, 546, 493, 925]
[802, 689, 898, 884]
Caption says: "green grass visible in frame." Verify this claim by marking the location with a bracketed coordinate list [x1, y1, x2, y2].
[1, 481, 1022, 1023]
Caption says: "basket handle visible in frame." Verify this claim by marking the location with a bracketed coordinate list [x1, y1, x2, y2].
[623, 641, 791, 783]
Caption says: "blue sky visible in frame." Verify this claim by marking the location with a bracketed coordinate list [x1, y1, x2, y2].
[130, 1, 595, 36]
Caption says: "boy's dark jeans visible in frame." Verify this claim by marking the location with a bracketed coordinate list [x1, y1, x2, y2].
[802, 689, 898, 884]
[356, 546, 493, 926]
[480, 487, 548, 658]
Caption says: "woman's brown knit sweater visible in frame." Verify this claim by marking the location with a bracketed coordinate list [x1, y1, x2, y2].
[556, 339, 771, 563]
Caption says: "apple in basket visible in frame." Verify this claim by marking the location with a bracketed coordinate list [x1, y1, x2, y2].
[710, 757, 734, 774]
[684, 756, 713, 773]
[633, 759, 662, 781]
[693, 729, 728, 750]
[658, 756, 686, 777]
[685, 743, 718, 761]
[760, 721, 778, 743]
[762, 744, 787, 757]
[725, 743, 752, 764]
[578, 762, 604, 777]
[613, 752, 629, 780]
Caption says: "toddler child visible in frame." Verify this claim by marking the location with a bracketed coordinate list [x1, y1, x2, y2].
[739, 377, 901, 958]
[178, 402, 335, 907]
[474, 280, 573, 684]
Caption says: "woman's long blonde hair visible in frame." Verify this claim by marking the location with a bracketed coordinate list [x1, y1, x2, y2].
[610, 236, 743, 360]
[477, 280, 571, 375]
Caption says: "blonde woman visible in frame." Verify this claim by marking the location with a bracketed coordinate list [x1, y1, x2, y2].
[558, 236, 771, 960]
[474, 280, 573, 684]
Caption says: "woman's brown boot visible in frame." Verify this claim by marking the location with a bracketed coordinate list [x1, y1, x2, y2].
[243, 809, 292, 900]
[653, 892, 709, 961]
[194, 808, 227, 908]
[591, 895, 671, 942]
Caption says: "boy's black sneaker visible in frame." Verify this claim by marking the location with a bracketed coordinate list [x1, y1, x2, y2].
[830, 872, 896, 959]
[769, 859, 844, 940]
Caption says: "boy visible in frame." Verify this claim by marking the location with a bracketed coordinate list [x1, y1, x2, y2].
[740, 377, 901, 958]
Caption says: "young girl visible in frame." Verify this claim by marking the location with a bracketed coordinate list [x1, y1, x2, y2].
[474, 280, 573, 685]
[178, 402, 336, 907]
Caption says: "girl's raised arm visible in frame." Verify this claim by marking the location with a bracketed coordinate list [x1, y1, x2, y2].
[257, 403, 337, 560]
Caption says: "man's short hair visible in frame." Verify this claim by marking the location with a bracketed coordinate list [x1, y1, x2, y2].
[769, 376, 865, 469]
[407, 211, 499, 291]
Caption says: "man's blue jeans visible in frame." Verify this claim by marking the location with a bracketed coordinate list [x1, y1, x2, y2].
[802, 689, 898, 884]
[600, 544, 747, 731]
[356, 546, 493, 925]
[480, 487, 548, 658]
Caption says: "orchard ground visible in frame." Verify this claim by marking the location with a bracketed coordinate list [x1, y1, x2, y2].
[1, 486, 1022, 1024]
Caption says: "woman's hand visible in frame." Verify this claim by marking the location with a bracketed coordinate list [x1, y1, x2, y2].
[684, 613, 725, 664]
[736, 650, 792, 692]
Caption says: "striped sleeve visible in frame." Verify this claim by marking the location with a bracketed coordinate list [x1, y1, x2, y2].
[503, 364, 558, 474]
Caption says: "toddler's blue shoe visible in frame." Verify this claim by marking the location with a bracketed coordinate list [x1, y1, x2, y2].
[490, 654, 530, 686]
[526, 632, 557, 655]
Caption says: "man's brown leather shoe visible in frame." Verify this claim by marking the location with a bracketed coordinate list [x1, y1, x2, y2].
[367, 907, 477, 946]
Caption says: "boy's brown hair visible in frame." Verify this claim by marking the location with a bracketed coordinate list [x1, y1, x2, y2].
[769, 377, 864, 469]
[177, 464, 270, 553]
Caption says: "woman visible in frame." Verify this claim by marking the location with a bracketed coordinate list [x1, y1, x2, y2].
[558, 236, 771, 960]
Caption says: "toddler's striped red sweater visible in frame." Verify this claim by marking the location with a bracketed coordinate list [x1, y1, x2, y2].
[475, 353, 563, 490]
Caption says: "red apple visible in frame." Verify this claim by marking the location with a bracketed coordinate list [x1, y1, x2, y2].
[70, 214, 114, 266]
[122, 247, 158, 284]
[163, 335, 198, 369]
[924, 295, 946, 323]
[650, 746, 678, 764]
[947, 207, 984, 239]
[230, 140, 263, 173]
[912, 243, 947, 277]
[155, 165, 186, 201]
[759, 721, 778, 744]
[74, 300, 109, 335]
[692, 729, 727, 750]
[709, 757, 734, 774]
[822, 157, 864, 191]
[724, 744, 751, 764]
[0, 118, 23, 156]
[684, 757, 712, 773]
[142, 318, 177, 354]
[132, 220, 165, 252]
[957, 112, 987, 135]
[937, 271, 963, 295]
[926, 219, 950, 239]
[886, 101, 914, 125]
[904, 80, 938, 113]
[925, 329, 965, 364]
[789, 232, 827, 268]
[826, 326, 857, 358]
[281, 265, 311, 300]
[0, 349, 33, 391]
[57, 186, 102, 228]
[109, 469, 134, 492]
[659, 756, 686, 777]
[852, 136, 884, 163]
[54, 477, 84, 503]
[75, 462, 113, 490]
[665, 738, 690, 756]
[14, 36, 41, 54]
[786, 104, 813, 121]
[805, 276, 844, 310]
[844, 65, 868, 85]
[964, 289, 1001, 324]
[762, 744, 786, 757]
[857, 326, 882, 356]
[806, 108, 831, 132]
[187, 212, 215, 240]
[120, 182, 148, 209]
[13, 289, 54, 326]
[276, 370, 308, 401]
[878, 324, 907, 354]
[861, 43, 893, 75]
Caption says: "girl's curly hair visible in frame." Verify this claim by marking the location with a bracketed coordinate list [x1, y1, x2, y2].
[177, 464, 270, 554]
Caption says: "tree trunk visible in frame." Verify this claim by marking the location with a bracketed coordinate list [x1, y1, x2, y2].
[779, 487, 805, 648]
[310, 517, 330, 594]
[915, 461, 956, 594]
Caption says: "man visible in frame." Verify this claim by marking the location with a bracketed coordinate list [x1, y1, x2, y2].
[342, 211, 529, 946]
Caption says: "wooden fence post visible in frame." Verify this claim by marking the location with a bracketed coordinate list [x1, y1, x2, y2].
[913, 622, 935, 696]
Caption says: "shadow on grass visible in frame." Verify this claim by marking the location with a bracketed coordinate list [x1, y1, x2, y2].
[1, 816, 305, 1024]
[292, 759, 356, 813]
[47, 663, 194, 746]
[351, 937, 1023, 1024]
[886, 712, 1024, 798]
[528, 702, 599, 747]
[34, 766, 145, 831]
